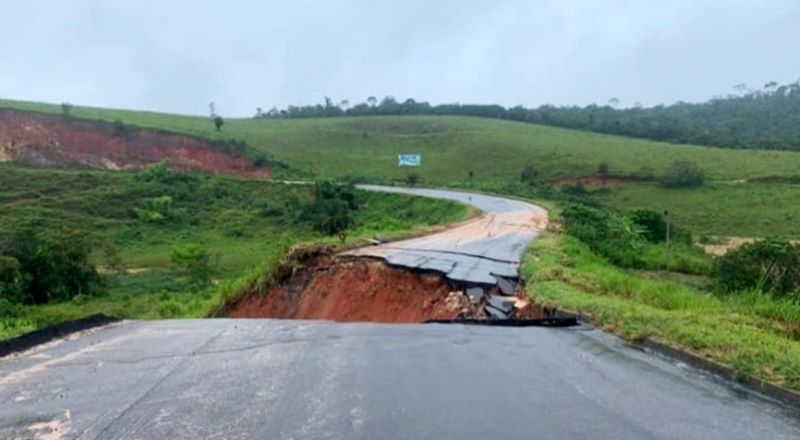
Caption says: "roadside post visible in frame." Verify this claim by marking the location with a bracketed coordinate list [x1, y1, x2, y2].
[664, 209, 670, 273]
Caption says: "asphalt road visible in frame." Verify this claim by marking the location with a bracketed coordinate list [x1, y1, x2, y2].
[345, 185, 548, 285]
[1, 319, 798, 439]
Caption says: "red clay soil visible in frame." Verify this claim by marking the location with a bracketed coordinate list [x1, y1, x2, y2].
[0, 109, 269, 178]
[228, 258, 467, 323]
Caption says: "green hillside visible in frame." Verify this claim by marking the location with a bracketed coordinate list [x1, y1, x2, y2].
[4, 99, 800, 183]
[3, 98, 800, 237]
[0, 163, 470, 338]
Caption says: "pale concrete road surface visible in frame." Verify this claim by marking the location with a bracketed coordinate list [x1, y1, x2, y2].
[1, 320, 798, 439]
[346, 185, 549, 285]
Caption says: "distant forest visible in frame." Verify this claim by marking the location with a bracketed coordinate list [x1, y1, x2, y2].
[255, 80, 800, 151]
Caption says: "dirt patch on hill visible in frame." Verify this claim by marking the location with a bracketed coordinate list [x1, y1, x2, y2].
[0, 109, 269, 178]
[228, 257, 470, 322]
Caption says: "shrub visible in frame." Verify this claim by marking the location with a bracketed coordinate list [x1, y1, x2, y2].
[628, 209, 667, 242]
[0, 228, 102, 304]
[659, 160, 705, 187]
[404, 173, 420, 187]
[136, 160, 171, 182]
[170, 244, 218, 288]
[112, 119, 130, 137]
[715, 239, 800, 297]
[303, 180, 358, 239]
[561, 204, 610, 247]
[0, 256, 26, 304]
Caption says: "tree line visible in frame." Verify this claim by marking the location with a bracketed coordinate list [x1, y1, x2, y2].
[254, 80, 800, 151]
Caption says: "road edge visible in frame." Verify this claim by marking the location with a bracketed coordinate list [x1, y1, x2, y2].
[557, 309, 800, 408]
[0, 314, 120, 358]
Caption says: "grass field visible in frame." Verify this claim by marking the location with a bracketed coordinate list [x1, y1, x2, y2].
[4, 99, 800, 183]
[594, 182, 800, 238]
[0, 163, 472, 339]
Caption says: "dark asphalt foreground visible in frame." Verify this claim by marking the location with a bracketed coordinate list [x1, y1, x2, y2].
[1, 319, 799, 439]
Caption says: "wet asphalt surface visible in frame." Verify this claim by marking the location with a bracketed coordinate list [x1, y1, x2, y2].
[346, 185, 548, 285]
[1, 319, 799, 439]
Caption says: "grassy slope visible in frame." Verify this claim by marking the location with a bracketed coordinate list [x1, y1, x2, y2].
[525, 233, 800, 390]
[4, 99, 800, 238]
[594, 183, 800, 237]
[4, 99, 800, 182]
[0, 164, 472, 339]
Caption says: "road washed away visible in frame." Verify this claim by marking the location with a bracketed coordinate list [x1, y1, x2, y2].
[347, 185, 549, 286]
[227, 186, 550, 322]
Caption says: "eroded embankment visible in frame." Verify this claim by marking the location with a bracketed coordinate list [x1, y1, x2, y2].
[224, 247, 542, 323]
[0, 109, 269, 178]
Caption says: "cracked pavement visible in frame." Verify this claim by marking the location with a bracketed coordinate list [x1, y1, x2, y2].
[344, 186, 548, 285]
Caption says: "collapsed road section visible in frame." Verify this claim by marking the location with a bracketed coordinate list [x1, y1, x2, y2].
[227, 186, 549, 322]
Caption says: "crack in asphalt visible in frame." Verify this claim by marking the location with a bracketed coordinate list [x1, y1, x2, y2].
[88, 325, 231, 440]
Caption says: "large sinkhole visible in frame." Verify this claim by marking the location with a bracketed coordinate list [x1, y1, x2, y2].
[216, 246, 548, 323]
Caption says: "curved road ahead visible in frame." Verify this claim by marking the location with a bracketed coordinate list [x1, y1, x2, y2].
[1, 188, 799, 439]
[346, 185, 548, 285]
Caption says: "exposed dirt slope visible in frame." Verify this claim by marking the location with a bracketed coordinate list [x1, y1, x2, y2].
[0, 109, 269, 178]
[228, 257, 470, 323]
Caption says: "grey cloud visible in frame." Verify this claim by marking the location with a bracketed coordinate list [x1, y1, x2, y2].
[1, 0, 798, 116]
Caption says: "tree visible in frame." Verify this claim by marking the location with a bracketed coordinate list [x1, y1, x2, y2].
[597, 162, 610, 185]
[208, 102, 216, 117]
[214, 115, 224, 131]
[367, 96, 377, 107]
[659, 160, 705, 188]
[61, 102, 73, 117]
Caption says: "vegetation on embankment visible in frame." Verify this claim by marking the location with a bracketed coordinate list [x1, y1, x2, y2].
[524, 233, 800, 391]
[0, 163, 472, 340]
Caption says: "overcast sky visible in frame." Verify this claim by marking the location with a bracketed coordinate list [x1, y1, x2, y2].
[2, 0, 798, 116]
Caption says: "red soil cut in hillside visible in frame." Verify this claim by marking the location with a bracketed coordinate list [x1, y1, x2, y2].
[0, 109, 269, 178]
[227, 258, 469, 323]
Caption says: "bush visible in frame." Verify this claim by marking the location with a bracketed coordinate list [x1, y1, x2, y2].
[659, 160, 705, 187]
[136, 160, 171, 182]
[404, 173, 420, 187]
[303, 180, 358, 239]
[561, 204, 609, 247]
[628, 209, 667, 242]
[170, 244, 218, 288]
[715, 239, 800, 297]
[0, 228, 102, 304]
